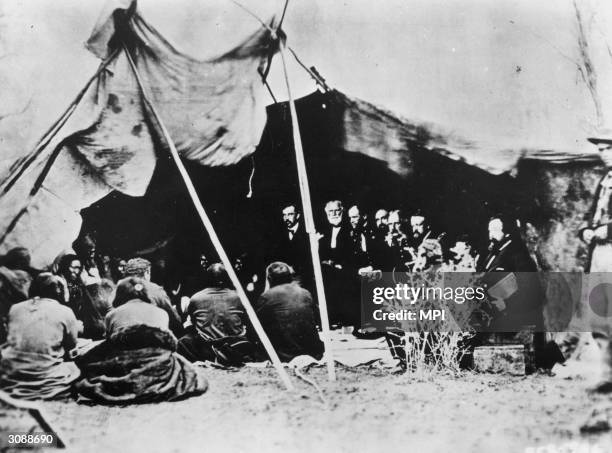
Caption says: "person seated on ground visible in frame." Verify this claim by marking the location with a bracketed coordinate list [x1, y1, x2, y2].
[74, 277, 208, 404]
[72, 234, 105, 284]
[78, 278, 115, 340]
[0, 273, 80, 400]
[56, 254, 85, 317]
[0, 247, 40, 279]
[0, 248, 35, 343]
[123, 257, 184, 337]
[255, 262, 324, 362]
[110, 257, 127, 283]
[178, 263, 255, 366]
[54, 252, 115, 340]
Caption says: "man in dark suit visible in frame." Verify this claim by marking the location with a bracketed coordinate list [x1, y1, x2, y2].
[319, 200, 354, 270]
[273, 204, 312, 284]
[477, 216, 543, 333]
[177, 263, 255, 365]
[319, 200, 361, 327]
[254, 262, 323, 362]
[347, 205, 370, 269]
[366, 209, 393, 271]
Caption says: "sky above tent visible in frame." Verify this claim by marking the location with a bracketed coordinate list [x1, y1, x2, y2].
[1, 0, 612, 174]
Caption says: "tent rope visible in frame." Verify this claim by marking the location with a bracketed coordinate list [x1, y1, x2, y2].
[278, 0, 290, 31]
[293, 367, 329, 407]
[228, 0, 332, 92]
[246, 156, 256, 198]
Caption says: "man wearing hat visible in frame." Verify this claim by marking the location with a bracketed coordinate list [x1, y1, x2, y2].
[579, 130, 612, 396]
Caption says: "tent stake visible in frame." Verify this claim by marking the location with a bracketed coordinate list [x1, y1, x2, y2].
[279, 39, 336, 381]
[123, 45, 294, 391]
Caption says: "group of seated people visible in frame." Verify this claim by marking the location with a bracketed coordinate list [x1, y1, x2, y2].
[0, 198, 560, 402]
[0, 243, 323, 403]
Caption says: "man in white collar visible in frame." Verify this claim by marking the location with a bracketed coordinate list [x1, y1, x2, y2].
[282, 205, 301, 240]
[320, 200, 357, 326]
[319, 200, 351, 268]
[272, 204, 311, 286]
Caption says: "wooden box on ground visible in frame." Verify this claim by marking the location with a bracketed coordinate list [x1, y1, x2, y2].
[473, 345, 526, 376]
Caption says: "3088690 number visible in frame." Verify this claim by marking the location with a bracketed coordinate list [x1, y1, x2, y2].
[4, 432, 56, 447]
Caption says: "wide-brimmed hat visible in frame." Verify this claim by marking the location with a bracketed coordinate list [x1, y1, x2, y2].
[587, 128, 612, 145]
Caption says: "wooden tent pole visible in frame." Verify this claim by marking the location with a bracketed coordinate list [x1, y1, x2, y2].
[123, 46, 294, 391]
[278, 39, 336, 381]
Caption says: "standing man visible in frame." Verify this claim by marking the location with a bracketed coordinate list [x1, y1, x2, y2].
[374, 209, 389, 231]
[477, 216, 543, 333]
[347, 205, 369, 268]
[319, 200, 358, 326]
[368, 209, 392, 270]
[273, 204, 311, 284]
[407, 211, 432, 252]
[320, 200, 353, 270]
[385, 210, 412, 270]
[579, 131, 612, 395]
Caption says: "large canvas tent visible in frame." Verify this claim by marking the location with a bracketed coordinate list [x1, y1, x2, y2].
[76, 88, 603, 281]
[0, 0, 611, 272]
[0, 0, 280, 267]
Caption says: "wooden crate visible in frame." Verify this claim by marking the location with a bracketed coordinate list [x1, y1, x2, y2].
[473, 345, 526, 376]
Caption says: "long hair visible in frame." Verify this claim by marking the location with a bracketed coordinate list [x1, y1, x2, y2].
[29, 272, 65, 302]
[57, 254, 80, 278]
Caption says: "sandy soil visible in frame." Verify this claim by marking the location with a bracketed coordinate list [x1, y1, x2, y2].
[21, 366, 610, 453]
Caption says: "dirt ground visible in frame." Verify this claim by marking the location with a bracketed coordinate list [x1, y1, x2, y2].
[21, 366, 610, 453]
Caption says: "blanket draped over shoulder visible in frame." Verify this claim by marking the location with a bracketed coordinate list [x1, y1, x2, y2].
[0, 347, 80, 400]
[75, 324, 208, 404]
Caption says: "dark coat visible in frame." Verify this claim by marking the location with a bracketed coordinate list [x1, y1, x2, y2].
[255, 282, 324, 362]
[319, 222, 356, 270]
[144, 281, 184, 338]
[366, 230, 393, 271]
[272, 222, 312, 280]
[478, 236, 543, 331]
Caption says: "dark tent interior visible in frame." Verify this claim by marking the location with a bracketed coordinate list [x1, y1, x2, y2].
[79, 90, 588, 288]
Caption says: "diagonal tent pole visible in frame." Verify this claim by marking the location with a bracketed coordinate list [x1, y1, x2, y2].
[123, 45, 294, 391]
[225, 5, 335, 379]
[278, 37, 336, 381]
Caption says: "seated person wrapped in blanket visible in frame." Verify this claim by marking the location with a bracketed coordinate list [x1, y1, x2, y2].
[0, 273, 80, 400]
[75, 277, 208, 404]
